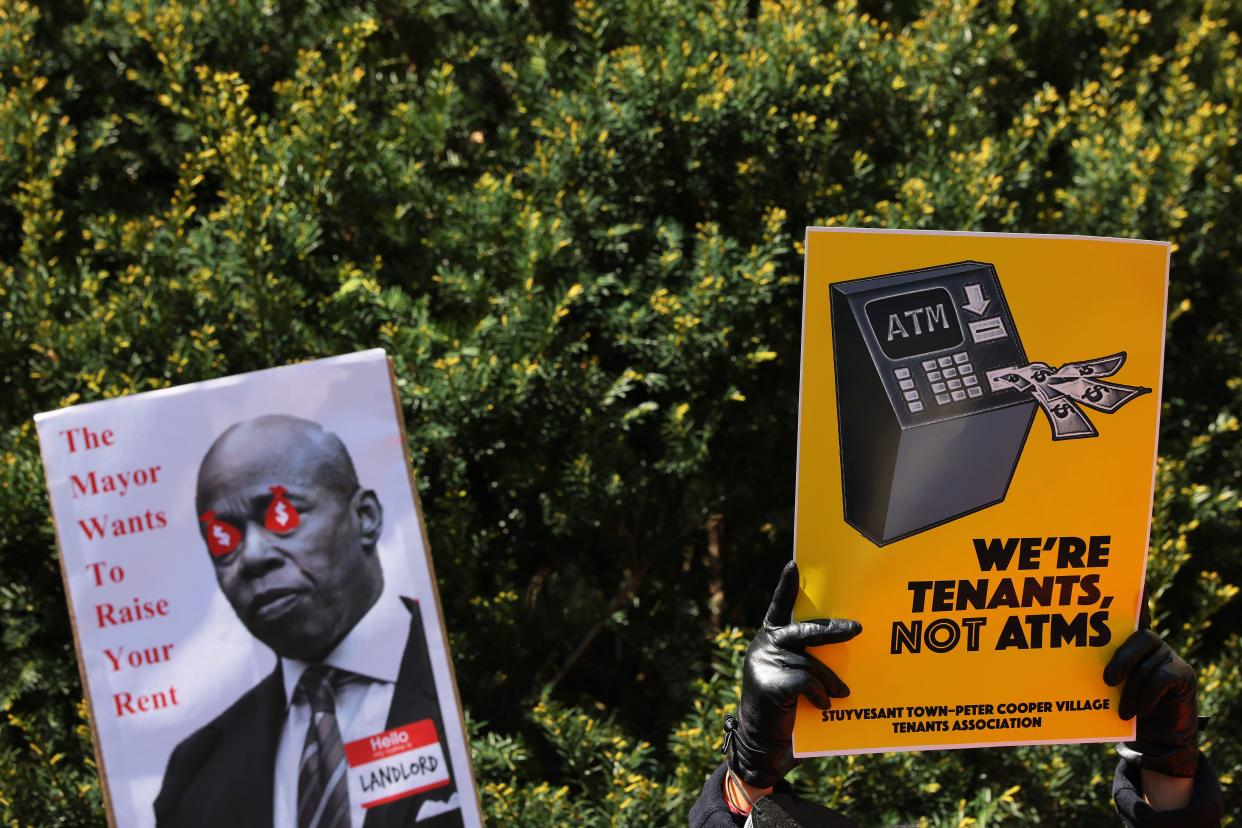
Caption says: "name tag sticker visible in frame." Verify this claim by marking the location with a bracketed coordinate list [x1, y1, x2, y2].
[345, 719, 451, 809]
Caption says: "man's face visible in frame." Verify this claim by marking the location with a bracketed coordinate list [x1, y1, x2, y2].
[196, 427, 382, 661]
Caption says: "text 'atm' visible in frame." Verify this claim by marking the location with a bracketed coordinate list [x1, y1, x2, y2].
[830, 261, 1036, 546]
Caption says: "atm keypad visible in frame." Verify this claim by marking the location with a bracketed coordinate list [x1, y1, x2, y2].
[893, 367, 924, 412]
[916, 350, 986, 408]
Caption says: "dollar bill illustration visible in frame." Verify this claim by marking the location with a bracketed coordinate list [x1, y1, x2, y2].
[988, 368, 1034, 393]
[1046, 377, 1150, 413]
[990, 353, 1147, 440]
[1008, 364, 1067, 399]
[1031, 384, 1098, 439]
[1012, 362, 1057, 383]
[988, 364, 1061, 395]
[1051, 352, 1127, 379]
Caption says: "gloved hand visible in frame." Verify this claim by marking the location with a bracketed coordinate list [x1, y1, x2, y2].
[1103, 628, 1199, 778]
[726, 561, 861, 788]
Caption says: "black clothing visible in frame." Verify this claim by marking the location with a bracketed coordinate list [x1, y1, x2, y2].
[1106, 630, 1200, 778]
[730, 562, 860, 788]
[691, 754, 1225, 828]
[155, 600, 461, 828]
[689, 763, 857, 828]
[1113, 753, 1224, 827]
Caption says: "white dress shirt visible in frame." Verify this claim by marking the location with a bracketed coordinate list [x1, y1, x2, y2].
[272, 587, 455, 827]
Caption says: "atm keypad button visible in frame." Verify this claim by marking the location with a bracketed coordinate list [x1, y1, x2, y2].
[959, 363, 974, 375]
[903, 390, 920, 402]
[922, 360, 938, 370]
[894, 367, 911, 379]
[898, 378, 915, 390]
[967, 387, 983, 398]
[942, 367, 958, 378]
[927, 370, 942, 381]
[964, 375, 979, 387]
[935, 393, 951, 405]
[938, 356, 954, 368]
[951, 390, 967, 401]
[931, 382, 946, 393]
[947, 379, 963, 390]
[953, 352, 969, 364]
[908, 401, 924, 412]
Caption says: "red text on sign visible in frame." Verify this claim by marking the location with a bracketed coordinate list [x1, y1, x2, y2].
[114, 686, 180, 718]
[96, 597, 170, 629]
[59, 426, 114, 453]
[103, 643, 174, 672]
[71, 466, 162, 499]
[78, 510, 168, 541]
[86, 561, 125, 586]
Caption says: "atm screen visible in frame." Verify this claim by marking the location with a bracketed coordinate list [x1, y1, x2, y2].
[864, 287, 963, 360]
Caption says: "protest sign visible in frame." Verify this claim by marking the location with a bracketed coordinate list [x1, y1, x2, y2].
[791, 229, 1168, 756]
[35, 350, 482, 827]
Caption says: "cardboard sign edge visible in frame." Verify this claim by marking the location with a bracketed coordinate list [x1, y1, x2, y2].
[384, 355, 486, 825]
[34, 420, 120, 828]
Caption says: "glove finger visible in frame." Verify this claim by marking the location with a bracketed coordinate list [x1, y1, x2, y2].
[1104, 629, 1162, 687]
[1120, 647, 1171, 721]
[792, 671, 833, 710]
[1133, 662, 1174, 721]
[772, 619, 862, 650]
[764, 561, 800, 628]
[783, 651, 850, 698]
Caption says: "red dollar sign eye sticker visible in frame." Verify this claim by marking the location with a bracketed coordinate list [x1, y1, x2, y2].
[265, 486, 301, 534]
[199, 511, 241, 557]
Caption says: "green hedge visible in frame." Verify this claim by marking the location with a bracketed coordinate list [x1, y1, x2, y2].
[1, 0, 1239, 824]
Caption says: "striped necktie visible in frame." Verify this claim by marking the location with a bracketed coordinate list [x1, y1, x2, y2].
[296, 665, 352, 828]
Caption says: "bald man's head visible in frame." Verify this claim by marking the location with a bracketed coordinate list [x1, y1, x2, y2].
[195, 415, 384, 661]
[197, 416, 360, 514]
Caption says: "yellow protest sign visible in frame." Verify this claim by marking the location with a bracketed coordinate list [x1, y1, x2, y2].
[792, 228, 1168, 756]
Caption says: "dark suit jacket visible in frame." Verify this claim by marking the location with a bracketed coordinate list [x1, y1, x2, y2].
[154, 600, 465, 828]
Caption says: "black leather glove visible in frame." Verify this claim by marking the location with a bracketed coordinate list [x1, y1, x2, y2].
[1103, 629, 1198, 778]
[726, 561, 861, 788]
[1113, 753, 1224, 827]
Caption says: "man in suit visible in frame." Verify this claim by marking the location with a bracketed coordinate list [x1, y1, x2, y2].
[155, 414, 464, 828]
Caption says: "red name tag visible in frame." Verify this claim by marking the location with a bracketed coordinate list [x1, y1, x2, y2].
[345, 720, 451, 809]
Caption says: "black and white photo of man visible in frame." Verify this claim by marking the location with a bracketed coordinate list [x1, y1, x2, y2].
[154, 414, 463, 828]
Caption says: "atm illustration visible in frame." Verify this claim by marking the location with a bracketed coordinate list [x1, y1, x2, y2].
[830, 261, 1036, 546]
